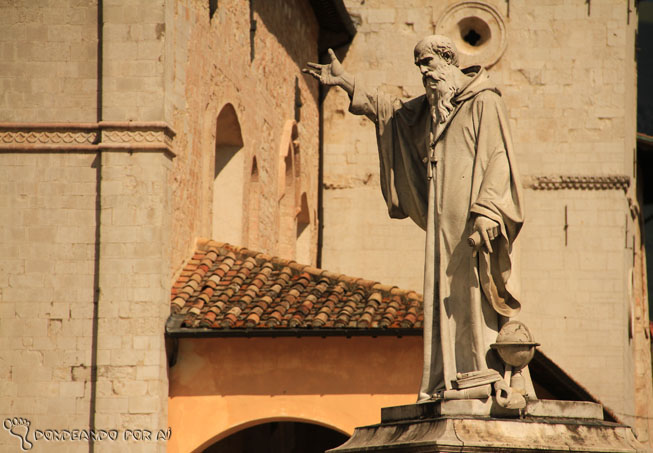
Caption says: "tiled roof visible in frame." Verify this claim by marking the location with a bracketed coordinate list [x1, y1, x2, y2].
[166, 240, 618, 420]
[168, 240, 423, 333]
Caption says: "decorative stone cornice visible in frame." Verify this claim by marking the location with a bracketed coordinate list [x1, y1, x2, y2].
[0, 122, 176, 157]
[525, 175, 630, 192]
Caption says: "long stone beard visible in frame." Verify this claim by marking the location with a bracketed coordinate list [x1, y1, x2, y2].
[424, 71, 457, 125]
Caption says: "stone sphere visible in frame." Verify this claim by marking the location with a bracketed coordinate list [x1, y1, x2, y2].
[490, 321, 539, 369]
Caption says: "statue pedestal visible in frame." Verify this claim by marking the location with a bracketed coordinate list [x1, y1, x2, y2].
[328, 399, 650, 453]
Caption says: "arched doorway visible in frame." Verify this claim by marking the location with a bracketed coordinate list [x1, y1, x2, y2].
[202, 421, 348, 453]
[213, 103, 245, 244]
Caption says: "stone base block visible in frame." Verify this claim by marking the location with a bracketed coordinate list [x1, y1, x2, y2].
[329, 400, 650, 453]
[381, 398, 604, 422]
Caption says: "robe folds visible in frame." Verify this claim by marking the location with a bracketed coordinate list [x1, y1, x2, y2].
[349, 67, 525, 401]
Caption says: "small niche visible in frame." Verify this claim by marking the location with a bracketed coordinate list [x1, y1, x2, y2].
[458, 16, 491, 49]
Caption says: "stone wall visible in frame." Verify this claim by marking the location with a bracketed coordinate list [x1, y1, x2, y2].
[0, 151, 97, 452]
[321, 0, 648, 437]
[103, 0, 166, 121]
[166, 0, 322, 277]
[518, 189, 633, 419]
[0, 0, 98, 122]
[0, 0, 327, 450]
[94, 150, 172, 452]
[0, 123, 174, 452]
[0, 1, 173, 449]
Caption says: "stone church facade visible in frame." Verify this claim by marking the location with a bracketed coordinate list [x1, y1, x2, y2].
[0, 0, 349, 451]
[0, 0, 651, 451]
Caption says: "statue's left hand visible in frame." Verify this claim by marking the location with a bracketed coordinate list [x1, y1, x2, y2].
[472, 216, 500, 255]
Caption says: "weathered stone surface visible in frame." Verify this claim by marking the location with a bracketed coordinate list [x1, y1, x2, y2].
[381, 399, 604, 423]
[329, 416, 649, 453]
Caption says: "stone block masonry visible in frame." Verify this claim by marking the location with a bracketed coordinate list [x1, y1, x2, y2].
[0, 120, 174, 452]
[0, 150, 97, 452]
[103, 0, 166, 122]
[0, 0, 330, 450]
[94, 150, 171, 453]
[0, 1, 98, 122]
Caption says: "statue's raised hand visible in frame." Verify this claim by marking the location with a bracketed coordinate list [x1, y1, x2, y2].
[303, 49, 354, 95]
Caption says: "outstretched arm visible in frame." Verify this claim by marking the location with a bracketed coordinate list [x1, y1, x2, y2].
[303, 49, 355, 97]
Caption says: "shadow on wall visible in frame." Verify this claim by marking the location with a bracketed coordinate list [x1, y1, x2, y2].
[638, 1, 653, 135]
[168, 336, 422, 397]
[253, 0, 353, 106]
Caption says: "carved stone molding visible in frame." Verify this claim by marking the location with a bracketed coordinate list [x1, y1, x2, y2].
[526, 175, 630, 192]
[0, 129, 97, 146]
[0, 122, 176, 156]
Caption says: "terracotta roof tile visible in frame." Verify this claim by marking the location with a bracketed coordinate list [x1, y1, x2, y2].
[169, 240, 424, 332]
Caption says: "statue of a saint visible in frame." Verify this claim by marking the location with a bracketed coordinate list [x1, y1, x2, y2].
[305, 36, 526, 402]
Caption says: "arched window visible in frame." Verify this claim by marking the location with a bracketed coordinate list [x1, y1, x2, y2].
[247, 157, 260, 250]
[277, 121, 300, 259]
[213, 103, 244, 245]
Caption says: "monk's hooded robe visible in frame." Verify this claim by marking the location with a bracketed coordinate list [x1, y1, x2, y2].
[349, 66, 525, 401]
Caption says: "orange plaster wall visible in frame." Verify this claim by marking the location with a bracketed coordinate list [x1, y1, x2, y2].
[168, 336, 422, 452]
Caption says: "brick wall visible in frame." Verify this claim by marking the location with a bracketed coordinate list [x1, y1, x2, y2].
[0, 0, 326, 450]
[166, 0, 321, 277]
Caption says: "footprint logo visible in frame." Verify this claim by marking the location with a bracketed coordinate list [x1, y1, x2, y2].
[3, 417, 33, 451]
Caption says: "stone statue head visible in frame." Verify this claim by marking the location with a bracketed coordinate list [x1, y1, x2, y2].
[413, 35, 459, 69]
[414, 35, 461, 124]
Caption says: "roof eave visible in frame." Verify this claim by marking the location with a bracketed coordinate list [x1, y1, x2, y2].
[165, 315, 420, 338]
